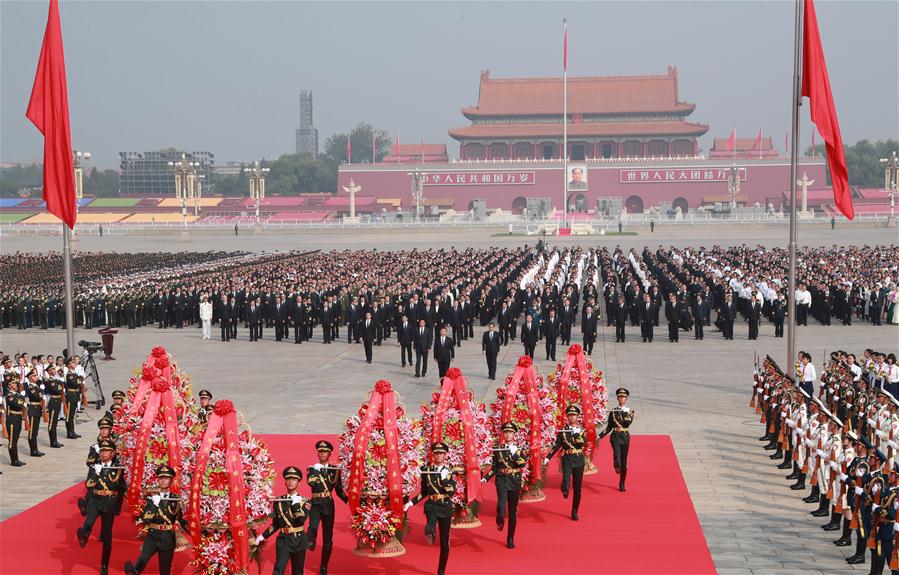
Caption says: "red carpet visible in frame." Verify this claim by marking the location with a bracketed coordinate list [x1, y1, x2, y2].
[0, 434, 715, 575]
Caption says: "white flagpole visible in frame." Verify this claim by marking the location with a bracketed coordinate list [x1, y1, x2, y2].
[562, 17, 568, 229]
[63, 224, 75, 357]
[787, 0, 803, 371]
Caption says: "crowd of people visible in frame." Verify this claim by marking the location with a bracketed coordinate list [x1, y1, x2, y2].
[753, 347, 899, 574]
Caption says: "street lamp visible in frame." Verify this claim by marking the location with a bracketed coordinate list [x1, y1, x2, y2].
[880, 150, 898, 225]
[408, 168, 427, 222]
[244, 160, 269, 233]
[168, 153, 201, 239]
[71, 150, 90, 242]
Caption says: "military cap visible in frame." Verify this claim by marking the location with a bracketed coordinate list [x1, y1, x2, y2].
[111, 390, 125, 400]
[615, 387, 630, 397]
[860, 437, 874, 451]
[198, 389, 213, 400]
[282, 466, 303, 480]
[97, 439, 116, 451]
[98, 417, 113, 429]
[829, 414, 844, 428]
[847, 431, 860, 443]
[872, 449, 888, 462]
[46, 364, 57, 372]
[315, 440, 334, 452]
[1, 356, 10, 363]
[502, 422, 518, 432]
[25, 368, 38, 378]
[155, 465, 175, 478]
[565, 404, 581, 415]
[430, 441, 449, 453]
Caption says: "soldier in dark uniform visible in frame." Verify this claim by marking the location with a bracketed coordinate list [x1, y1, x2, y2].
[24, 369, 46, 457]
[406, 442, 459, 575]
[5, 377, 27, 466]
[545, 405, 587, 520]
[305, 440, 347, 575]
[79, 417, 117, 516]
[45, 364, 65, 448]
[104, 389, 126, 423]
[124, 465, 190, 575]
[77, 439, 126, 575]
[482, 421, 528, 549]
[64, 357, 84, 439]
[197, 390, 213, 425]
[255, 466, 313, 575]
[599, 388, 635, 492]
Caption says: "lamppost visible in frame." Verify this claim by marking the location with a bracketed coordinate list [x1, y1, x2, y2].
[72, 150, 90, 243]
[408, 168, 427, 222]
[168, 154, 200, 241]
[880, 150, 898, 226]
[727, 164, 741, 212]
[244, 161, 269, 233]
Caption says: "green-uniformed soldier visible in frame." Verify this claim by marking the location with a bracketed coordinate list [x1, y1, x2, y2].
[45, 364, 64, 448]
[197, 390, 213, 425]
[599, 387, 635, 492]
[255, 466, 313, 575]
[406, 441, 459, 575]
[104, 389, 126, 423]
[64, 357, 84, 439]
[79, 417, 117, 516]
[124, 465, 189, 575]
[24, 368, 46, 457]
[5, 377, 28, 466]
[482, 421, 528, 549]
[77, 439, 126, 575]
[545, 404, 587, 520]
[306, 440, 347, 575]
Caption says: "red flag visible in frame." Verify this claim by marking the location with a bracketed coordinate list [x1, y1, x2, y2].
[26, 0, 76, 229]
[725, 128, 735, 151]
[563, 18, 568, 71]
[752, 129, 762, 149]
[802, 0, 852, 219]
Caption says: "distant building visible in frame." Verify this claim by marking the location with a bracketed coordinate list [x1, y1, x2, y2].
[382, 143, 448, 164]
[295, 90, 318, 156]
[213, 162, 245, 177]
[119, 150, 215, 196]
[709, 136, 779, 159]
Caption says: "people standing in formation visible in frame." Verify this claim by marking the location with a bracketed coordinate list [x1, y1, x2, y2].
[753, 348, 899, 574]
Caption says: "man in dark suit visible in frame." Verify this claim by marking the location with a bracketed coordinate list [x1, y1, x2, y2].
[614, 295, 628, 343]
[414, 319, 433, 378]
[639, 293, 655, 343]
[692, 294, 707, 340]
[346, 297, 361, 343]
[520, 315, 538, 359]
[247, 303, 260, 342]
[434, 326, 455, 378]
[273, 296, 286, 341]
[721, 294, 736, 340]
[219, 295, 231, 341]
[320, 303, 333, 344]
[747, 294, 762, 340]
[361, 312, 376, 363]
[290, 295, 304, 343]
[581, 306, 597, 354]
[664, 294, 680, 343]
[559, 298, 575, 345]
[543, 309, 560, 361]
[497, 301, 512, 345]
[482, 322, 501, 380]
[396, 314, 413, 367]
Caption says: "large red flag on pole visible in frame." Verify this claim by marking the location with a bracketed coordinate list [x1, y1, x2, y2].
[801, 0, 853, 219]
[725, 127, 736, 151]
[26, 0, 76, 229]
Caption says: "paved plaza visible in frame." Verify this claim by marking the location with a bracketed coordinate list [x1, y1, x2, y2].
[1, 227, 897, 575]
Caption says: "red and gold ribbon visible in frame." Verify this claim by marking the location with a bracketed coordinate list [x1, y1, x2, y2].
[556, 345, 598, 454]
[433, 368, 481, 503]
[500, 356, 544, 482]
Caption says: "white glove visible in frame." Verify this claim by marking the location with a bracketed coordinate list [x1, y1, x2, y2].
[255, 535, 264, 545]
[781, 411, 787, 418]
[786, 420, 795, 428]
[894, 522, 899, 533]
[480, 478, 488, 484]
[151, 494, 162, 506]
[403, 501, 413, 511]
[877, 430, 887, 439]
[855, 487, 864, 495]
[91, 444, 100, 453]
[873, 504, 881, 512]
[830, 462, 839, 471]
[873, 484, 881, 493]
[868, 418, 876, 427]
[840, 473, 848, 481]
[763, 395, 769, 401]
[571, 426, 583, 434]
[312, 463, 323, 471]
[816, 449, 825, 458]
[846, 402, 852, 407]
[542, 457, 549, 466]
[798, 429, 806, 438]
[857, 469, 866, 477]
[440, 468, 449, 480]
[621, 407, 630, 413]
[290, 494, 302, 505]
[39, 384, 45, 391]
[508, 445, 518, 455]
[92, 464, 102, 474]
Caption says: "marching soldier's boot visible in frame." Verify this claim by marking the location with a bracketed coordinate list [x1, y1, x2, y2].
[437, 548, 449, 575]
[758, 433, 772, 441]
[872, 554, 885, 575]
[834, 519, 853, 545]
[571, 490, 581, 521]
[763, 440, 778, 450]
[823, 510, 841, 530]
[619, 468, 627, 492]
[101, 532, 112, 575]
[28, 437, 44, 457]
[507, 514, 517, 548]
[319, 542, 333, 575]
[307, 528, 317, 551]
[8, 443, 24, 467]
[777, 450, 792, 469]
[847, 532, 867, 563]
[769, 446, 783, 460]
[811, 496, 830, 516]
[803, 485, 820, 503]
[789, 473, 806, 490]
[786, 463, 801, 480]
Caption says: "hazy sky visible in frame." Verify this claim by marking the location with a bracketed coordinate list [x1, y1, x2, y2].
[2, 0, 897, 169]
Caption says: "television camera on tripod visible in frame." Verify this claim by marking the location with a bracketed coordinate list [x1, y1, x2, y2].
[75, 340, 106, 410]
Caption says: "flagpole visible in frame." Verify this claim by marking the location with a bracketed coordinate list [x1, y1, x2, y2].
[562, 17, 568, 229]
[63, 224, 76, 358]
[787, 0, 803, 371]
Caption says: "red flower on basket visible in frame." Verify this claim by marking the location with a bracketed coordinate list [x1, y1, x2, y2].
[151, 378, 169, 393]
[568, 344, 582, 355]
[214, 400, 235, 416]
[208, 470, 229, 492]
[149, 439, 167, 460]
[375, 380, 392, 394]
[444, 420, 463, 442]
[446, 367, 462, 379]
[141, 366, 156, 380]
[370, 441, 388, 460]
[154, 357, 169, 370]
[517, 356, 532, 368]
[151, 346, 167, 357]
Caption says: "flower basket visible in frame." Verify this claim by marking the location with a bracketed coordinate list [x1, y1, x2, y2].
[339, 380, 423, 557]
